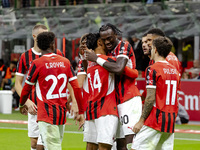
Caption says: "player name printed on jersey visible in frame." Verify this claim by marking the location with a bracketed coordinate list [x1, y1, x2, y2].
[166, 55, 178, 61]
[163, 68, 178, 75]
[45, 62, 66, 69]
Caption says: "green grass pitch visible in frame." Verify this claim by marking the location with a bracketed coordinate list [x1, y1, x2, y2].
[0, 111, 200, 150]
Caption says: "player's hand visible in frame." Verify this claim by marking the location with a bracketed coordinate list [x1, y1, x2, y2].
[71, 101, 79, 120]
[76, 114, 85, 130]
[79, 39, 87, 55]
[25, 99, 37, 115]
[132, 120, 144, 134]
[85, 49, 98, 62]
[20, 105, 28, 115]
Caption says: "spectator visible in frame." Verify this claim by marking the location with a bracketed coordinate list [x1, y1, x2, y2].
[1, 61, 17, 90]
[0, 59, 7, 79]
[185, 59, 200, 79]
[128, 36, 150, 78]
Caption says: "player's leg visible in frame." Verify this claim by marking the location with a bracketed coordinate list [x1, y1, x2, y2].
[99, 143, 112, 150]
[155, 132, 174, 150]
[86, 142, 98, 150]
[116, 138, 126, 150]
[96, 115, 118, 150]
[36, 134, 44, 150]
[131, 126, 161, 150]
[38, 121, 62, 150]
[83, 120, 98, 150]
[117, 96, 142, 150]
[28, 114, 40, 150]
[30, 137, 37, 150]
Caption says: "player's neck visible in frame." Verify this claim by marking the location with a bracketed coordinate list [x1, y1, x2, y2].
[33, 44, 41, 53]
[95, 47, 106, 55]
[42, 49, 54, 55]
[154, 56, 165, 62]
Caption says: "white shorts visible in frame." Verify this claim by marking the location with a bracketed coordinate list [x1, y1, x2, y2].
[38, 121, 65, 150]
[131, 125, 174, 150]
[83, 115, 118, 145]
[37, 133, 43, 145]
[116, 96, 142, 138]
[28, 113, 40, 138]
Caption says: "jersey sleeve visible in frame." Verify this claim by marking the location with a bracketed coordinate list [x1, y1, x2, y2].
[68, 63, 78, 82]
[25, 61, 39, 85]
[145, 66, 157, 89]
[117, 41, 133, 60]
[16, 53, 27, 76]
[77, 59, 86, 76]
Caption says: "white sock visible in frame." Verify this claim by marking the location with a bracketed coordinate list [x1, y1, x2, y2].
[31, 148, 36, 150]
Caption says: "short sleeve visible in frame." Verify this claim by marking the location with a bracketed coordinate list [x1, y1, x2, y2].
[116, 41, 133, 60]
[68, 64, 77, 82]
[16, 54, 27, 76]
[25, 62, 38, 85]
[145, 66, 157, 89]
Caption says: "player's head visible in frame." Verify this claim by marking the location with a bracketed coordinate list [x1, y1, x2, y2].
[142, 33, 151, 56]
[99, 23, 122, 52]
[145, 28, 165, 56]
[151, 37, 172, 60]
[32, 24, 48, 42]
[10, 61, 17, 70]
[37, 32, 55, 53]
[85, 33, 106, 54]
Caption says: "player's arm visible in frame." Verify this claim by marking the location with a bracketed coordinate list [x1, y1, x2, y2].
[85, 49, 128, 75]
[67, 83, 79, 119]
[19, 62, 38, 115]
[123, 67, 138, 78]
[15, 75, 24, 96]
[132, 88, 156, 133]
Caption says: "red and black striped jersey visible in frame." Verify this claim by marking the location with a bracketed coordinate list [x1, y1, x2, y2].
[144, 61, 180, 133]
[108, 41, 141, 104]
[85, 55, 118, 120]
[25, 53, 78, 125]
[16, 48, 63, 104]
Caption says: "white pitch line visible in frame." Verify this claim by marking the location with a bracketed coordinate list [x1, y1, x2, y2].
[175, 138, 200, 141]
[0, 127, 200, 141]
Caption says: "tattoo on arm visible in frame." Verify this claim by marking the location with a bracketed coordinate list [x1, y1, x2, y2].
[141, 88, 156, 120]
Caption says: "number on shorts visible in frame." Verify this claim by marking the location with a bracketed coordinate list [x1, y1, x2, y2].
[45, 74, 67, 100]
[121, 115, 129, 125]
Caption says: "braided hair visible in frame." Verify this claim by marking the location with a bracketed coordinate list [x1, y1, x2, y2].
[99, 23, 122, 36]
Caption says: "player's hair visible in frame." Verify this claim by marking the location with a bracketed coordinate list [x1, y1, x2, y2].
[32, 24, 48, 33]
[37, 32, 55, 51]
[147, 28, 165, 37]
[85, 33, 100, 50]
[142, 33, 147, 37]
[152, 37, 173, 58]
[11, 61, 17, 66]
[99, 23, 122, 36]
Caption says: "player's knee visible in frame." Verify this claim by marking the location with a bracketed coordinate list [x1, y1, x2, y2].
[30, 138, 37, 149]
[98, 143, 112, 150]
[116, 139, 126, 150]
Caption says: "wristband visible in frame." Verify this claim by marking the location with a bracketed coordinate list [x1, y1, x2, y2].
[96, 57, 106, 66]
